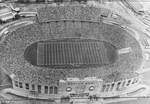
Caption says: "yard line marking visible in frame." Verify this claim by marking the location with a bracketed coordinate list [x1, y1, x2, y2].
[82, 42, 86, 64]
[51, 43, 54, 65]
[45, 43, 47, 65]
[47, 43, 50, 64]
[59, 42, 63, 64]
[75, 42, 78, 64]
[91, 43, 98, 64]
[67, 42, 71, 64]
[89, 42, 94, 64]
[48, 43, 51, 65]
[72, 42, 76, 64]
[94, 42, 101, 63]
[79, 42, 83, 64]
[54, 42, 56, 65]
[86, 42, 90, 64]
[73, 42, 78, 64]
[77, 43, 81, 64]
[62, 42, 65, 64]
[70, 42, 73, 64]
[55, 42, 58, 64]
[98, 42, 109, 64]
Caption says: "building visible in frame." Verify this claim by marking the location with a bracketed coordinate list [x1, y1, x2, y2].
[12, 76, 142, 99]
[0, 4, 16, 22]
[0, 4, 149, 104]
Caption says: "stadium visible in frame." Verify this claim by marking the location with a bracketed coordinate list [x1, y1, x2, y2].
[0, 3, 148, 104]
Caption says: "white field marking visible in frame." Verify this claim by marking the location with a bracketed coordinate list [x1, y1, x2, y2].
[118, 47, 132, 54]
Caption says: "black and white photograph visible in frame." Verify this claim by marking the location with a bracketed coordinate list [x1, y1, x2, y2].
[0, 0, 150, 104]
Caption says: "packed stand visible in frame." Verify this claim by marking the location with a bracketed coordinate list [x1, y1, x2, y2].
[37, 5, 103, 23]
[0, 5, 143, 85]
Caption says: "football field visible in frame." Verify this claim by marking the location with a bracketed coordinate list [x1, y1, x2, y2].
[37, 41, 111, 67]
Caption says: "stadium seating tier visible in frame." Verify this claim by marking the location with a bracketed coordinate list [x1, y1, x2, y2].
[0, 5, 143, 85]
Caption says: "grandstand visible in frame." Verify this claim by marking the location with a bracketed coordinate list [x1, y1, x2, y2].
[0, 3, 145, 102]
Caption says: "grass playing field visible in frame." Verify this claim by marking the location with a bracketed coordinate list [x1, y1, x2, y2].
[24, 38, 118, 69]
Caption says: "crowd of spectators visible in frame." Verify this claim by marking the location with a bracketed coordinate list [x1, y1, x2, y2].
[37, 5, 104, 23]
[0, 4, 143, 85]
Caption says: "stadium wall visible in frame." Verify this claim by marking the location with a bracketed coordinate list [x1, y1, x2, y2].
[11, 76, 141, 98]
